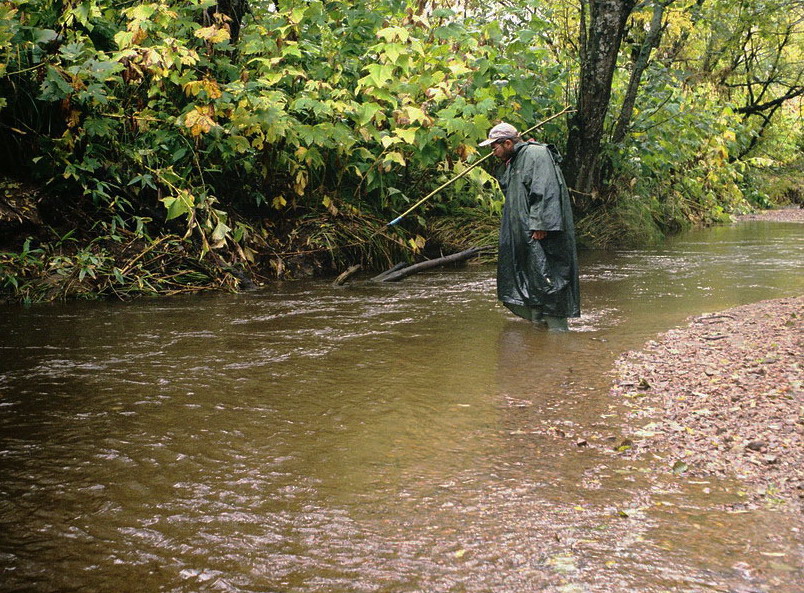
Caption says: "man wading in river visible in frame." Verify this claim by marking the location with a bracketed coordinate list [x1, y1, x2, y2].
[481, 122, 580, 331]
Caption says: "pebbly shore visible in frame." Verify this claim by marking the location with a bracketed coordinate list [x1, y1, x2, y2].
[610, 208, 803, 509]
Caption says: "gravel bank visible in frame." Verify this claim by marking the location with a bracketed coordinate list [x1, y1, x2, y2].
[611, 209, 803, 509]
[612, 297, 802, 509]
[735, 207, 804, 223]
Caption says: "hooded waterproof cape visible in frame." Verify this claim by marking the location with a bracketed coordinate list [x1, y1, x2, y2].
[496, 141, 580, 319]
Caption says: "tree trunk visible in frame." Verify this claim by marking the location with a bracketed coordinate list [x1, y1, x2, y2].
[212, 0, 250, 44]
[612, 0, 669, 145]
[564, 0, 637, 211]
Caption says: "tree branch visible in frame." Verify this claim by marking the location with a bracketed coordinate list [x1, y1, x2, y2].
[735, 86, 804, 115]
[370, 246, 494, 283]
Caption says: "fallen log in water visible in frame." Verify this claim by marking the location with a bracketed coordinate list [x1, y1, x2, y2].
[332, 264, 362, 287]
[370, 246, 494, 283]
[370, 261, 409, 283]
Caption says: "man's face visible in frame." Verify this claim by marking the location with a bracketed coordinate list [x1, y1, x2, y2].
[492, 138, 515, 161]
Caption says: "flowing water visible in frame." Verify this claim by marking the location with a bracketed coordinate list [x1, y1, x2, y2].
[0, 220, 802, 593]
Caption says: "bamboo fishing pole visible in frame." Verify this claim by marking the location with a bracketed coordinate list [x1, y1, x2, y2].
[386, 107, 574, 227]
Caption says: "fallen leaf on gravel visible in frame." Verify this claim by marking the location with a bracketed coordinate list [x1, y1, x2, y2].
[615, 438, 634, 452]
[672, 461, 689, 475]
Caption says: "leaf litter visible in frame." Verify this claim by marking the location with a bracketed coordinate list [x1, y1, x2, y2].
[610, 295, 803, 510]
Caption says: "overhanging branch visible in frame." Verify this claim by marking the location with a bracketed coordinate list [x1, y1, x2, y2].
[735, 86, 804, 115]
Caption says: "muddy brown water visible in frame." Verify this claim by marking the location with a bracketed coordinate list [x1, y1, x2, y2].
[1, 220, 802, 593]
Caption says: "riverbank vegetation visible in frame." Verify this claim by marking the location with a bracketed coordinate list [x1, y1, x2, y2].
[1, 0, 802, 302]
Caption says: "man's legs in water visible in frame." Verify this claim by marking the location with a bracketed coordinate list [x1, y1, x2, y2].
[504, 303, 542, 323]
[543, 315, 569, 332]
[503, 303, 568, 331]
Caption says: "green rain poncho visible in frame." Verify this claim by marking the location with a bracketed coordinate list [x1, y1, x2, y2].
[496, 141, 580, 319]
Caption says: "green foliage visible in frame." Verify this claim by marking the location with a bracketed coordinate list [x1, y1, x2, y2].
[0, 0, 566, 257]
[575, 195, 666, 249]
[0, 0, 801, 300]
[745, 155, 804, 207]
[427, 208, 500, 257]
[0, 230, 242, 303]
[616, 0, 800, 224]
[608, 79, 755, 236]
[0, 238, 46, 303]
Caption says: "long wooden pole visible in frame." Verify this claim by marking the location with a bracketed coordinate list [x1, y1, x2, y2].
[386, 107, 574, 226]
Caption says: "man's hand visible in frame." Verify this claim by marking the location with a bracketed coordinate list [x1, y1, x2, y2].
[531, 230, 547, 241]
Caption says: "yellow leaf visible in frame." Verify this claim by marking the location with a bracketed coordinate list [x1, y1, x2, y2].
[241, 247, 256, 263]
[129, 25, 148, 45]
[377, 26, 409, 43]
[381, 136, 402, 149]
[383, 151, 406, 167]
[142, 48, 163, 68]
[322, 196, 338, 216]
[195, 26, 230, 44]
[448, 61, 471, 77]
[184, 105, 216, 137]
[294, 170, 307, 196]
[407, 235, 425, 253]
[395, 128, 418, 144]
[183, 80, 203, 97]
[272, 195, 287, 209]
[404, 106, 428, 125]
[202, 79, 222, 99]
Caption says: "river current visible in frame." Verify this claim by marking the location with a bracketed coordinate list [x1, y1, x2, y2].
[0, 219, 802, 592]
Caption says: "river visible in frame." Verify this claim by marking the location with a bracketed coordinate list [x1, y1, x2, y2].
[1, 219, 802, 592]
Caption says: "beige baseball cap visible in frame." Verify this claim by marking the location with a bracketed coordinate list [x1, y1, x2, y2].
[479, 122, 519, 146]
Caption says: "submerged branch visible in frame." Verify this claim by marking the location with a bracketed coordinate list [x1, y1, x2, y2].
[332, 264, 362, 287]
[371, 246, 494, 283]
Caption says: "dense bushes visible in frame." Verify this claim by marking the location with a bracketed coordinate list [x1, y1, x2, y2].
[0, 0, 801, 302]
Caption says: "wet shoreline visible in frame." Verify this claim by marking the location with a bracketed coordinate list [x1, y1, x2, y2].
[734, 207, 803, 223]
[610, 210, 802, 511]
[612, 296, 802, 510]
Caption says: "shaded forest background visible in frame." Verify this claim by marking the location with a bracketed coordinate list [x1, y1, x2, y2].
[0, 0, 802, 302]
